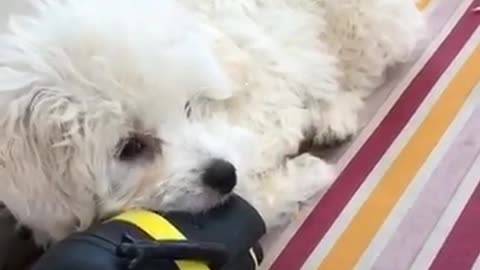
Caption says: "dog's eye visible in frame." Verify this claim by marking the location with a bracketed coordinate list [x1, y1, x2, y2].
[118, 137, 147, 161]
[117, 134, 162, 161]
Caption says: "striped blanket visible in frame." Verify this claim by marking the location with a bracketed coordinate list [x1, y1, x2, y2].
[263, 0, 480, 269]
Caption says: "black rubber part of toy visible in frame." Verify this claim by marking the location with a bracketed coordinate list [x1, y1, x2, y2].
[31, 194, 266, 270]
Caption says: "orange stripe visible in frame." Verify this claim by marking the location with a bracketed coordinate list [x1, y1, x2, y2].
[318, 45, 480, 270]
[417, 0, 432, 10]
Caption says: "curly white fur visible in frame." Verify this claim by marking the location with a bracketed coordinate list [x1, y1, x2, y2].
[0, 0, 424, 244]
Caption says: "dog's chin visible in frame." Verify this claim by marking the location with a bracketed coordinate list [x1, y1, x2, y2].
[154, 190, 233, 215]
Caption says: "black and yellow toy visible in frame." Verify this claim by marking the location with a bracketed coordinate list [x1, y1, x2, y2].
[31, 194, 265, 270]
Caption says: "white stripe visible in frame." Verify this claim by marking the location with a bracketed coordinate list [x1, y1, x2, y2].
[423, 0, 444, 16]
[300, 2, 477, 268]
[471, 255, 480, 270]
[354, 45, 480, 270]
[409, 152, 480, 270]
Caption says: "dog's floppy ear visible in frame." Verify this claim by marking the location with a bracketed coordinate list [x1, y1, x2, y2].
[0, 68, 98, 243]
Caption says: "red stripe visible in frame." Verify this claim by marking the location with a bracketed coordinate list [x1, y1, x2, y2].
[428, 181, 480, 270]
[269, 2, 480, 269]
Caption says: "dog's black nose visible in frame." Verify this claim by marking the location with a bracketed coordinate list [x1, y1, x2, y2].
[202, 159, 237, 194]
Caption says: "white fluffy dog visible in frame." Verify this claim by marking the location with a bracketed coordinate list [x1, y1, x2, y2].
[0, 0, 423, 244]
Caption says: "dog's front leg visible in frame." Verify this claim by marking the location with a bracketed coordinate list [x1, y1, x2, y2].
[236, 153, 335, 229]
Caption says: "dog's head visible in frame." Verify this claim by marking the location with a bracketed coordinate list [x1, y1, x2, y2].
[0, 0, 254, 244]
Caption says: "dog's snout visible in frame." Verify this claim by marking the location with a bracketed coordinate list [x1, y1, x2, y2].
[202, 159, 237, 194]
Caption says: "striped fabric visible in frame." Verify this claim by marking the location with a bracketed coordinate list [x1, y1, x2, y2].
[263, 0, 480, 269]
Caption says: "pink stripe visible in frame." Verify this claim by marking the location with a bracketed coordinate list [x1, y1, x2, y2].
[372, 106, 480, 270]
[429, 179, 480, 270]
[269, 2, 480, 269]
